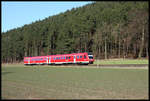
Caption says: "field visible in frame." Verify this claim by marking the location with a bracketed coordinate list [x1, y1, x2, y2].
[94, 59, 148, 65]
[2, 62, 148, 100]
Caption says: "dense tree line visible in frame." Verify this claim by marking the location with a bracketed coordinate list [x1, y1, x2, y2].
[1, 2, 149, 63]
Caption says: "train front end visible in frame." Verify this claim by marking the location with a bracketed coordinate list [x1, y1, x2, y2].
[88, 53, 94, 64]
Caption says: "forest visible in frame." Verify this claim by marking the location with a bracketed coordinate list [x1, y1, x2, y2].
[1, 1, 149, 63]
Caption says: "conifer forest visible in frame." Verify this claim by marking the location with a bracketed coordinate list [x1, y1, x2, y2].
[1, 2, 149, 63]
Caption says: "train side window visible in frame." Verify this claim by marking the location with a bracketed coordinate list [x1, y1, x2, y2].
[64, 57, 66, 59]
[56, 57, 58, 60]
[53, 57, 55, 60]
[84, 55, 86, 59]
[66, 57, 68, 59]
[69, 56, 71, 59]
[77, 56, 79, 59]
[80, 56, 82, 59]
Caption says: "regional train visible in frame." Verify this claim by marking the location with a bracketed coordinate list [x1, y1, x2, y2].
[24, 52, 94, 65]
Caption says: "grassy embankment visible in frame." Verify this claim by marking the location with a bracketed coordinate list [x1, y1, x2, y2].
[2, 61, 148, 99]
[94, 59, 148, 65]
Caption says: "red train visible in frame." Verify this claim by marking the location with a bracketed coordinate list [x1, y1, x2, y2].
[24, 52, 94, 65]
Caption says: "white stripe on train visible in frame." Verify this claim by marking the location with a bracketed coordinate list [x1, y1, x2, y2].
[25, 61, 89, 65]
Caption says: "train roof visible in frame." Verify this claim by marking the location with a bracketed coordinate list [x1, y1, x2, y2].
[24, 52, 88, 58]
[24, 55, 47, 58]
[47, 52, 88, 57]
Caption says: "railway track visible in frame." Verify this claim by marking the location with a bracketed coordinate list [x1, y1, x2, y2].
[48, 64, 148, 68]
[89, 64, 148, 67]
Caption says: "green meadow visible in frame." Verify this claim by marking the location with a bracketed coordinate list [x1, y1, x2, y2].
[94, 59, 148, 65]
[2, 63, 148, 99]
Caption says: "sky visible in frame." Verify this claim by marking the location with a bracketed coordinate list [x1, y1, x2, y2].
[2, 1, 93, 32]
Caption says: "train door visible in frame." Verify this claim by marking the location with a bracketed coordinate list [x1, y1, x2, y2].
[28, 58, 30, 65]
[74, 55, 76, 63]
[46, 57, 48, 64]
[49, 56, 51, 64]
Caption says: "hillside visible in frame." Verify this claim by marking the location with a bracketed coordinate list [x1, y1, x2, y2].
[1, 1, 149, 63]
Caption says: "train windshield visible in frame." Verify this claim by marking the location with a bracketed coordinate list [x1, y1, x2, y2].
[88, 52, 93, 59]
[88, 55, 93, 59]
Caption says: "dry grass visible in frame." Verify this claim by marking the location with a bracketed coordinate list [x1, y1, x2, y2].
[94, 59, 148, 65]
[2, 64, 148, 99]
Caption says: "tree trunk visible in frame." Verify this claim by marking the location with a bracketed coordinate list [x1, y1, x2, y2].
[146, 44, 148, 58]
[138, 26, 145, 58]
[105, 38, 107, 59]
[24, 43, 28, 57]
[118, 38, 120, 58]
[99, 45, 101, 59]
[126, 42, 129, 58]
[85, 43, 86, 52]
